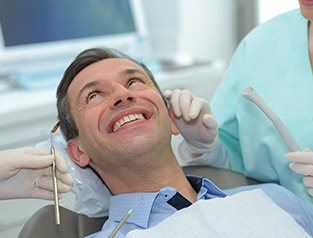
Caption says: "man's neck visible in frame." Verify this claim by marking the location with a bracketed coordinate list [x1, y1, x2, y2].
[98, 149, 198, 203]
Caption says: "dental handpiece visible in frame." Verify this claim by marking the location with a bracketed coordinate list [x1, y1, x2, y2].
[242, 87, 300, 152]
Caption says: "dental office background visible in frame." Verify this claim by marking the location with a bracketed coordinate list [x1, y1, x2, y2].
[0, 0, 299, 237]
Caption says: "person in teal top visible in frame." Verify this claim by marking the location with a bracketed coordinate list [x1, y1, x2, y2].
[165, 4, 313, 206]
[210, 8, 313, 204]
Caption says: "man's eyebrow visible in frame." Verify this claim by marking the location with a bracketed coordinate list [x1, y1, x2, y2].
[77, 80, 101, 102]
[120, 68, 147, 77]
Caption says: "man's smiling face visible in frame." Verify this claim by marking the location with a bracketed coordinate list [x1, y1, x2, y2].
[66, 58, 178, 171]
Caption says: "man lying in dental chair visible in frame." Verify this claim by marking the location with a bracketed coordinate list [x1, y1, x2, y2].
[55, 47, 313, 237]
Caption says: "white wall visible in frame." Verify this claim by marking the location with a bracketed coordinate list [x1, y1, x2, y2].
[142, 0, 238, 62]
[141, 0, 180, 58]
[178, 0, 237, 62]
[258, 0, 299, 23]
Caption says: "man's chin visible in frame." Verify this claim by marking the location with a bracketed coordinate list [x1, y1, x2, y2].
[115, 136, 161, 157]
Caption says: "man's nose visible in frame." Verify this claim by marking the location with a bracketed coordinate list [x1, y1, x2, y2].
[110, 87, 137, 109]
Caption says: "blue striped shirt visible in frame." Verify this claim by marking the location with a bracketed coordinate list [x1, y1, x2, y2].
[87, 177, 313, 237]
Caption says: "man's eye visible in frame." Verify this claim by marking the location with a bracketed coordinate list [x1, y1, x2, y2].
[86, 90, 101, 102]
[127, 78, 143, 87]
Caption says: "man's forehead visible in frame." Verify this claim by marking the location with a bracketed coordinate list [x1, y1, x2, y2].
[69, 58, 148, 90]
[77, 58, 145, 79]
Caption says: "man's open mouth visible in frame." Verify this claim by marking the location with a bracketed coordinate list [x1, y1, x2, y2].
[108, 108, 152, 133]
[113, 113, 146, 132]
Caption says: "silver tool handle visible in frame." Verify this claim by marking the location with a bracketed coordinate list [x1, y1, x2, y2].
[51, 147, 61, 225]
[108, 200, 140, 238]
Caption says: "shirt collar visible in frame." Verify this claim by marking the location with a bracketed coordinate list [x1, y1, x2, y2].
[109, 192, 158, 228]
[191, 176, 227, 199]
[108, 176, 226, 228]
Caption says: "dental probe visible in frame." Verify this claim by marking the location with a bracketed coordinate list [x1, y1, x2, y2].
[50, 121, 61, 225]
[109, 200, 141, 238]
[242, 87, 300, 152]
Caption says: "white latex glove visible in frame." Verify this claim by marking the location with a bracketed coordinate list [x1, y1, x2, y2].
[164, 89, 218, 155]
[285, 149, 313, 196]
[0, 147, 74, 200]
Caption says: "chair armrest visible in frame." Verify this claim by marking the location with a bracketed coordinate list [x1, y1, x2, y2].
[18, 205, 107, 238]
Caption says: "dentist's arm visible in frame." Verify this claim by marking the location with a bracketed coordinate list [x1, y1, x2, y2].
[0, 147, 74, 200]
[164, 89, 219, 164]
[286, 150, 313, 197]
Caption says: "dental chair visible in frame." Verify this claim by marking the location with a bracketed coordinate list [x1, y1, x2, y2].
[18, 165, 260, 238]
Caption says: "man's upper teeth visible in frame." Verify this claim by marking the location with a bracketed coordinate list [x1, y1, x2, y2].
[113, 113, 145, 132]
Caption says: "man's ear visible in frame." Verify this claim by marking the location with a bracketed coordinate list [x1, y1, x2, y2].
[67, 139, 90, 167]
[168, 107, 180, 135]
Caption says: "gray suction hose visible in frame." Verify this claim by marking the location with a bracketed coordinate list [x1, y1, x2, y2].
[242, 87, 300, 152]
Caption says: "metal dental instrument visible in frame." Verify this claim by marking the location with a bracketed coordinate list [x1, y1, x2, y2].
[50, 121, 61, 225]
[242, 87, 300, 152]
[108, 200, 141, 238]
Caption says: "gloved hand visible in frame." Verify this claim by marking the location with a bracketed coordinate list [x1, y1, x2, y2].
[164, 89, 218, 155]
[285, 149, 313, 196]
[0, 147, 74, 200]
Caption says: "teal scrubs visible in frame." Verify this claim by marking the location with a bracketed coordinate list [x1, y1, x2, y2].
[210, 10, 313, 205]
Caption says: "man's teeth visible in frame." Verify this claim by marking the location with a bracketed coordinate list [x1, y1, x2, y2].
[113, 113, 145, 132]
